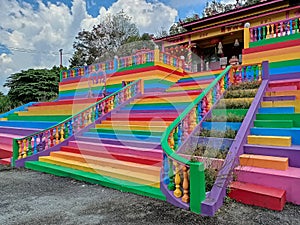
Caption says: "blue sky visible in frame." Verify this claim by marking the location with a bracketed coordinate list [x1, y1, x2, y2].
[0, 0, 214, 93]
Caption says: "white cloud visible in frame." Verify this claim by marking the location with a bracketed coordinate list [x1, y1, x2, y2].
[99, 0, 178, 34]
[0, 0, 177, 94]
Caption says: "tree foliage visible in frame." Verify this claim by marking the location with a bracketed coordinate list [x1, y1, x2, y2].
[0, 93, 11, 114]
[69, 11, 155, 67]
[4, 66, 60, 107]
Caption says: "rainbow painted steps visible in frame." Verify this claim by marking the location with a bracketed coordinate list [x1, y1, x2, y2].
[229, 78, 300, 211]
[0, 97, 102, 165]
[25, 73, 213, 200]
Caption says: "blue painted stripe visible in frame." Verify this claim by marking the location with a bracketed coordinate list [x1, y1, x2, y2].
[201, 122, 242, 131]
[270, 65, 300, 75]
[0, 102, 37, 119]
[82, 132, 161, 143]
[258, 107, 295, 114]
[250, 127, 300, 145]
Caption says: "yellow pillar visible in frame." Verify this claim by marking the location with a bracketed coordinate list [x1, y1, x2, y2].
[154, 47, 160, 64]
[244, 28, 250, 49]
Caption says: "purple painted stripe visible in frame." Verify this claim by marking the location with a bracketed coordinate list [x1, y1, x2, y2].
[76, 136, 162, 150]
[201, 79, 269, 216]
[244, 144, 300, 168]
[263, 96, 296, 101]
[270, 72, 300, 81]
[0, 127, 41, 136]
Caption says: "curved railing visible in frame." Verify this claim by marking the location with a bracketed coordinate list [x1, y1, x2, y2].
[160, 63, 263, 214]
[12, 79, 144, 164]
[60, 49, 186, 81]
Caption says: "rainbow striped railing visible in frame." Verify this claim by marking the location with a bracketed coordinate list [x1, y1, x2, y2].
[160, 63, 262, 214]
[60, 49, 185, 81]
[12, 79, 144, 165]
[250, 17, 300, 42]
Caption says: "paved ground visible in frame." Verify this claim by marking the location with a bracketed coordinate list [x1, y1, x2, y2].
[0, 165, 299, 225]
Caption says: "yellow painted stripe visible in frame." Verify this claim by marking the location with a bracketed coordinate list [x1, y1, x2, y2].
[0, 118, 8, 121]
[261, 100, 300, 112]
[39, 156, 160, 187]
[265, 90, 300, 99]
[243, 51, 300, 64]
[248, 135, 291, 147]
[50, 151, 161, 176]
[240, 154, 288, 171]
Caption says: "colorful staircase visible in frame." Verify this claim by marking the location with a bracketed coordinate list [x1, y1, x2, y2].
[25, 71, 216, 199]
[229, 78, 300, 211]
[0, 97, 102, 165]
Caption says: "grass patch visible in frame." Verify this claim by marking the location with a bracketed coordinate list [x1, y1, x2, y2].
[190, 145, 229, 159]
[228, 80, 261, 91]
[215, 98, 253, 109]
[224, 89, 258, 99]
[198, 128, 237, 139]
[206, 113, 245, 122]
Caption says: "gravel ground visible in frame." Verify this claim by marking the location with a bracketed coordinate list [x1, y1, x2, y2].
[0, 165, 299, 225]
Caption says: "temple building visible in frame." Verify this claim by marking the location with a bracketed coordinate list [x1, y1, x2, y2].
[155, 0, 300, 72]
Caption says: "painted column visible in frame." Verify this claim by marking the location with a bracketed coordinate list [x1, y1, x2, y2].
[244, 27, 250, 49]
[187, 35, 192, 72]
[154, 46, 160, 64]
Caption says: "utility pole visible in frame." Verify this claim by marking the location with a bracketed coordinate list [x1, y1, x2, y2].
[59, 49, 63, 68]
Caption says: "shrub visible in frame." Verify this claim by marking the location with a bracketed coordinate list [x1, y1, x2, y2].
[224, 89, 257, 99]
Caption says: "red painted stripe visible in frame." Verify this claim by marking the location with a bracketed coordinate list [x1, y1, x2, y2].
[60, 146, 161, 166]
[110, 65, 184, 78]
[243, 39, 300, 54]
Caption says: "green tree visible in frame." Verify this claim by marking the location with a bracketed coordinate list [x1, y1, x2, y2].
[244, 0, 260, 6]
[0, 94, 12, 114]
[70, 11, 142, 67]
[4, 66, 60, 107]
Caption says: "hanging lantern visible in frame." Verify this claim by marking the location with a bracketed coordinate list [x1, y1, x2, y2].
[217, 42, 223, 54]
[234, 39, 240, 47]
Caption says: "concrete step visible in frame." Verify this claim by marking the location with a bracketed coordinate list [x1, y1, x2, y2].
[60, 146, 162, 166]
[250, 127, 300, 145]
[49, 151, 161, 176]
[258, 107, 295, 114]
[235, 166, 300, 204]
[239, 154, 288, 171]
[89, 128, 163, 137]
[25, 161, 165, 201]
[82, 131, 162, 143]
[38, 156, 160, 187]
[263, 95, 296, 102]
[244, 144, 300, 168]
[229, 181, 286, 211]
[68, 140, 162, 159]
[0, 157, 11, 165]
[256, 113, 300, 127]
[75, 136, 162, 150]
[247, 135, 292, 147]
[254, 120, 293, 128]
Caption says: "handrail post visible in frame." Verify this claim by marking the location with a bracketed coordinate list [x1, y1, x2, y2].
[12, 139, 19, 167]
[244, 27, 250, 49]
[190, 162, 206, 214]
[262, 61, 270, 80]
[114, 56, 119, 72]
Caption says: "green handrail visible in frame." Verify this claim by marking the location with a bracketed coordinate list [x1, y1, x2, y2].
[161, 66, 232, 163]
